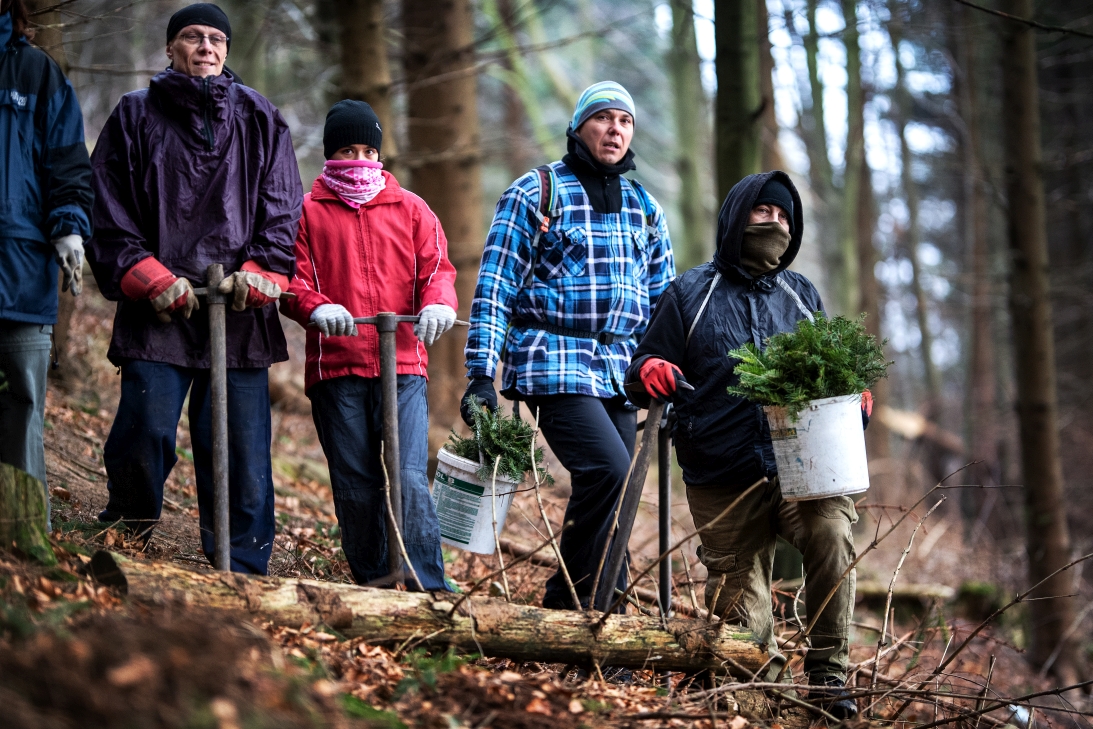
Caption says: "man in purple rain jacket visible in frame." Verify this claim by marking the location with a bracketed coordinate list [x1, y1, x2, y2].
[86, 3, 302, 574]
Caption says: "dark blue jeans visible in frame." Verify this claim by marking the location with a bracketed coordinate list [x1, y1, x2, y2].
[308, 374, 447, 591]
[99, 361, 275, 574]
[523, 395, 637, 610]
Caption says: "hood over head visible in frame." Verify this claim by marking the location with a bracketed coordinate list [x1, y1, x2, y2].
[713, 170, 804, 278]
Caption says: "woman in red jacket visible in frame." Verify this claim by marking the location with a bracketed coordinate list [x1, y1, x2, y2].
[282, 100, 457, 590]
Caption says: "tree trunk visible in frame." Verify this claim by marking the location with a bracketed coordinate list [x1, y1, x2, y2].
[1000, 0, 1078, 685]
[891, 19, 940, 410]
[857, 151, 890, 460]
[837, 0, 862, 317]
[951, 3, 997, 520]
[403, 0, 483, 443]
[0, 464, 55, 566]
[756, 0, 783, 173]
[219, 0, 270, 94]
[89, 551, 765, 673]
[669, 0, 711, 271]
[715, 0, 761, 201]
[338, 0, 400, 177]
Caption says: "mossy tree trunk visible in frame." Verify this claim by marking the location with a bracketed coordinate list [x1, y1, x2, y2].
[0, 464, 55, 566]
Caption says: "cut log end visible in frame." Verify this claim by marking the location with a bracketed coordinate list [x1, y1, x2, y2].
[0, 463, 56, 566]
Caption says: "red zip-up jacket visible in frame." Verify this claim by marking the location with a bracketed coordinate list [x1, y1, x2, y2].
[282, 173, 458, 392]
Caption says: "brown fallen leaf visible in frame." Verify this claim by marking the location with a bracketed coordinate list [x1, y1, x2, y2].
[568, 699, 584, 714]
[107, 655, 158, 688]
[525, 697, 552, 715]
[728, 715, 748, 729]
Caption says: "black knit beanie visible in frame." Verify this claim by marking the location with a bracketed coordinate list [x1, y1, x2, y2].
[167, 3, 231, 52]
[754, 178, 794, 219]
[324, 100, 383, 159]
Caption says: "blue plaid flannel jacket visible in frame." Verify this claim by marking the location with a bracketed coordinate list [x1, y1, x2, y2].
[465, 161, 675, 399]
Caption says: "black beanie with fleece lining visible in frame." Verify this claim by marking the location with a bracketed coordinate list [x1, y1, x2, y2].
[753, 177, 795, 221]
[323, 100, 383, 159]
[167, 3, 231, 51]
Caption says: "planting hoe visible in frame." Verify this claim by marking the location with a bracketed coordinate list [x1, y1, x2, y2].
[593, 378, 692, 613]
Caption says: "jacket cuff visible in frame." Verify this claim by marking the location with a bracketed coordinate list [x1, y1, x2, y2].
[120, 257, 175, 301]
[282, 285, 331, 327]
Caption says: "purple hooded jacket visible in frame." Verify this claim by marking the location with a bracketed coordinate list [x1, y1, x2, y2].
[87, 68, 302, 368]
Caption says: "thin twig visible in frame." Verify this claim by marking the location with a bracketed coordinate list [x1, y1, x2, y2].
[489, 455, 510, 602]
[588, 440, 637, 612]
[446, 526, 569, 618]
[975, 655, 997, 729]
[870, 497, 945, 702]
[681, 548, 703, 615]
[707, 574, 727, 624]
[379, 445, 423, 591]
[529, 409, 581, 609]
[951, 0, 1093, 40]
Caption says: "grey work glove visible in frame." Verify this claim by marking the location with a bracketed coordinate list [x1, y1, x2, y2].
[217, 270, 283, 312]
[413, 304, 456, 346]
[310, 303, 358, 337]
[152, 276, 200, 323]
[52, 234, 84, 296]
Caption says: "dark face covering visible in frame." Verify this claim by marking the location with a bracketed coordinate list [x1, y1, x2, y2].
[739, 222, 791, 277]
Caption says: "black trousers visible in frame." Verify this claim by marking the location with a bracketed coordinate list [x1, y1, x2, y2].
[523, 395, 637, 610]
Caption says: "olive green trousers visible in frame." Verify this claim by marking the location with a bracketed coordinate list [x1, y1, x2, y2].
[686, 478, 858, 682]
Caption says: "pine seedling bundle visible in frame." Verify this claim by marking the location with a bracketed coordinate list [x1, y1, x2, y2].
[445, 397, 553, 484]
[726, 313, 890, 418]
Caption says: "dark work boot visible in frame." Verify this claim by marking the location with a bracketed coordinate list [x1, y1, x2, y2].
[810, 675, 858, 721]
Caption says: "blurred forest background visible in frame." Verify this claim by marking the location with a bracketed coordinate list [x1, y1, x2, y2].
[23, 0, 1093, 688]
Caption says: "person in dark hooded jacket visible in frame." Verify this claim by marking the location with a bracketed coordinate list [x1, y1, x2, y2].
[85, 3, 302, 575]
[625, 172, 858, 718]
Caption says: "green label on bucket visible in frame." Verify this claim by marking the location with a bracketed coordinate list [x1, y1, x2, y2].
[432, 469, 486, 545]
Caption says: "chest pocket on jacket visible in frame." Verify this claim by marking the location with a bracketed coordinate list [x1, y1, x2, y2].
[631, 230, 650, 280]
[535, 226, 587, 280]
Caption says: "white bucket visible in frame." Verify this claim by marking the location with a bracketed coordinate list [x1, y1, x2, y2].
[431, 448, 520, 554]
[764, 394, 870, 502]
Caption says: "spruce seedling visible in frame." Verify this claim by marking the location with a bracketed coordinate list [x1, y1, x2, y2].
[445, 397, 553, 484]
[726, 313, 890, 418]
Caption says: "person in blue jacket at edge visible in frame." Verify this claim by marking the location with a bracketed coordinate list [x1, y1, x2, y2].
[625, 172, 867, 719]
[0, 0, 93, 529]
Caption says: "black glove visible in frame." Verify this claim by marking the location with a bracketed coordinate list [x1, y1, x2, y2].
[460, 376, 498, 426]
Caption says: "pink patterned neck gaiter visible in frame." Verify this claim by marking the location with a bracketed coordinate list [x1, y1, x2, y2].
[321, 159, 386, 208]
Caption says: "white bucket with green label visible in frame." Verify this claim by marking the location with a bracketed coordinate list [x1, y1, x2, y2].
[431, 447, 520, 554]
[764, 394, 870, 501]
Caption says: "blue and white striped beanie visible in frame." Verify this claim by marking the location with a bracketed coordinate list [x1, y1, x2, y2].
[570, 81, 636, 130]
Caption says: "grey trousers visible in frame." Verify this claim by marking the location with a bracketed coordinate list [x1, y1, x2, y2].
[687, 478, 858, 682]
[0, 322, 52, 525]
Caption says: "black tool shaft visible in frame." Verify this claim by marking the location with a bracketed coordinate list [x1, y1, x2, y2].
[658, 406, 672, 616]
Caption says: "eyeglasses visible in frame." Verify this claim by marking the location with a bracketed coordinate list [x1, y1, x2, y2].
[177, 32, 229, 48]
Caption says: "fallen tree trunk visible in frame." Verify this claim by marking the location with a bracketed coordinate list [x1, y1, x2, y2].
[90, 551, 764, 673]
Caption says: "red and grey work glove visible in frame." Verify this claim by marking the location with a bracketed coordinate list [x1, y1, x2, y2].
[216, 260, 289, 312]
[639, 357, 686, 402]
[120, 256, 199, 323]
[861, 389, 873, 430]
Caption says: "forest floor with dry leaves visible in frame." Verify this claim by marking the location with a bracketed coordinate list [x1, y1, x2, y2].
[1, 282, 1089, 728]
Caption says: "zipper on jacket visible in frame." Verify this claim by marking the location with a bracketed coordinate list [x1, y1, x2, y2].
[201, 76, 214, 151]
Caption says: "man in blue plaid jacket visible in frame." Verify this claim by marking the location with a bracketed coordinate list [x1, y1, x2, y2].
[462, 81, 675, 611]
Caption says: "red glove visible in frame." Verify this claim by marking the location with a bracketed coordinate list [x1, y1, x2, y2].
[861, 389, 873, 417]
[639, 357, 684, 401]
[120, 257, 198, 322]
[217, 260, 290, 311]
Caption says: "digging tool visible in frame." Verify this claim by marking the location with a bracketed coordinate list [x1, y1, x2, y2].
[203, 264, 231, 571]
[593, 381, 692, 613]
[309, 314, 468, 587]
[197, 268, 296, 572]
